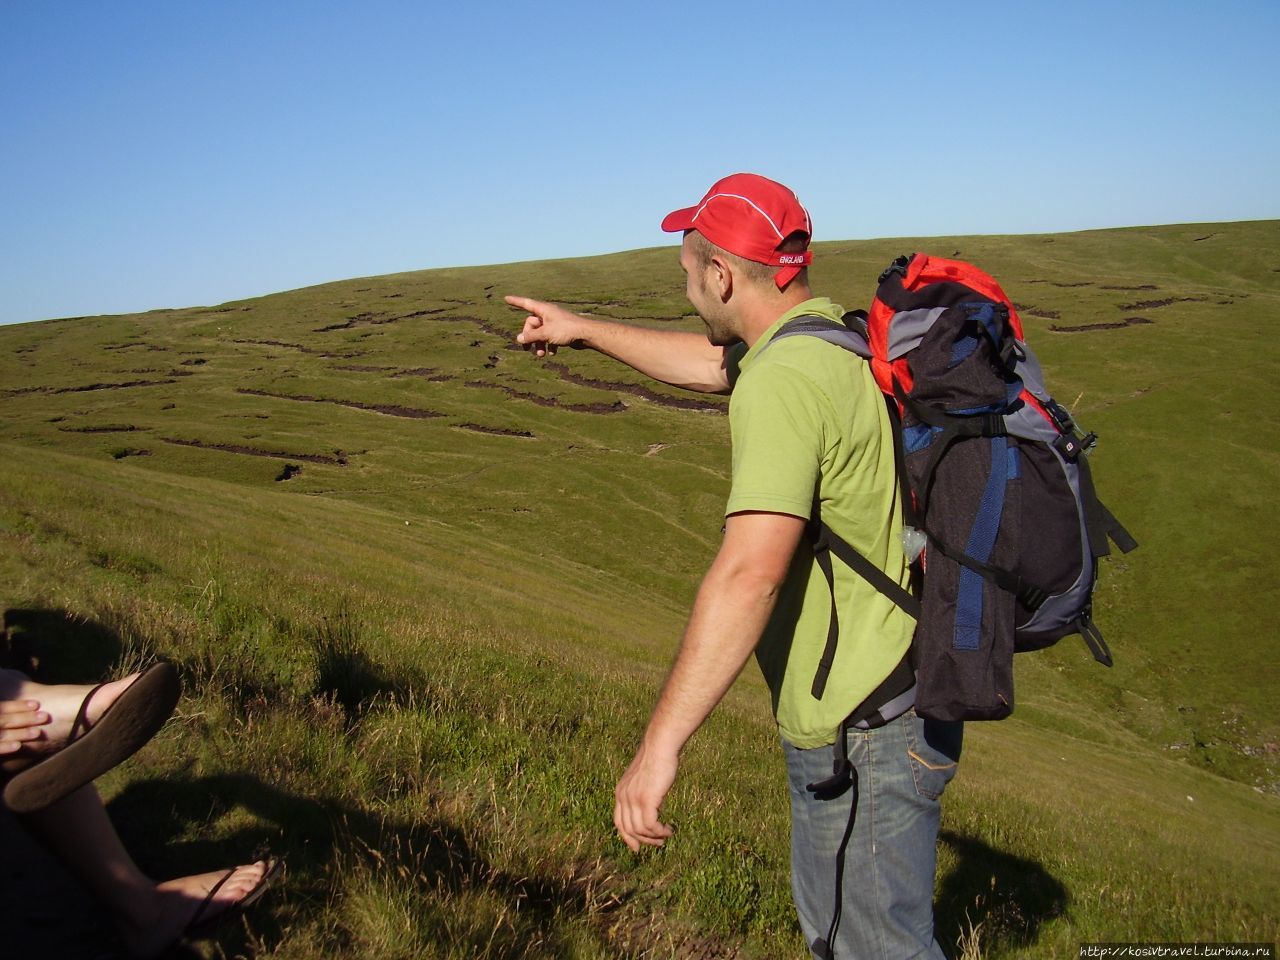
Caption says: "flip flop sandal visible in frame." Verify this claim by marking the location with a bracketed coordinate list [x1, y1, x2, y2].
[0, 660, 181, 813]
[183, 857, 284, 943]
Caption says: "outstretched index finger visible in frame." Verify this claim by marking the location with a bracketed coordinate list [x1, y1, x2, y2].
[504, 294, 544, 314]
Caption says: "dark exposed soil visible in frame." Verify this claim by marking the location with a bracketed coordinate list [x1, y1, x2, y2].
[57, 424, 143, 434]
[544, 362, 727, 413]
[329, 364, 446, 381]
[1013, 303, 1062, 320]
[1025, 279, 1093, 288]
[560, 298, 628, 308]
[162, 437, 348, 464]
[1050, 317, 1155, 333]
[1099, 284, 1158, 291]
[275, 463, 303, 481]
[103, 341, 165, 352]
[232, 338, 359, 359]
[455, 423, 535, 438]
[52, 379, 178, 395]
[313, 306, 455, 332]
[180, 358, 208, 366]
[234, 338, 319, 353]
[459, 316, 514, 340]
[235, 387, 445, 420]
[110, 448, 150, 459]
[1117, 297, 1209, 310]
[462, 380, 626, 414]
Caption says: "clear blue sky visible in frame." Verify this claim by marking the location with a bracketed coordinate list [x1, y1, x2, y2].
[3, 0, 1277, 326]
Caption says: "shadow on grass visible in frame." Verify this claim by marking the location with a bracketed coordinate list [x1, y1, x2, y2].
[935, 829, 1068, 957]
[2, 606, 127, 681]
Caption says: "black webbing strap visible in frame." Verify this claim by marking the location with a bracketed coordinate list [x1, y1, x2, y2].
[809, 758, 858, 960]
[818, 524, 920, 617]
[926, 533, 1051, 612]
[1076, 455, 1139, 556]
[883, 393, 920, 530]
[1077, 611, 1114, 667]
[811, 545, 842, 701]
[964, 301, 1021, 378]
[809, 522, 919, 700]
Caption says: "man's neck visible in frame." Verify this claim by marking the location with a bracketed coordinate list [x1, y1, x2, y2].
[738, 285, 815, 348]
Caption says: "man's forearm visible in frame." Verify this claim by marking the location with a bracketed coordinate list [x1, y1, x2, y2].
[575, 316, 733, 395]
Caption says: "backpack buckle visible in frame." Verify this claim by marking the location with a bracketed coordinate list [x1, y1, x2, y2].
[878, 254, 912, 285]
[1054, 431, 1098, 463]
[1053, 432, 1084, 462]
[1042, 398, 1077, 433]
[1018, 585, 1049, 611]
[805, 757, 854, 801]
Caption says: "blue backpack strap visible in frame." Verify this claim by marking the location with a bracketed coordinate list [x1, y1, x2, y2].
[953, 436, 1013, 651]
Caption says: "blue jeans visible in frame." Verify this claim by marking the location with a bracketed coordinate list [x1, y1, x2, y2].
[783, 710, 963, 960]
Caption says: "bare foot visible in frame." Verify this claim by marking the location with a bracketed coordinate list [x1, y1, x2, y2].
[120, 861, 274, 958]
[10, 673, 141, 754]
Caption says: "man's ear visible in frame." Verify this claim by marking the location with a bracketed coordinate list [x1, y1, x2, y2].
[710, 255, 733, 302]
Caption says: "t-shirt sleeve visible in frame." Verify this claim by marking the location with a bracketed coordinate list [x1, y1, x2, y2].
[725, 359, 826, 520]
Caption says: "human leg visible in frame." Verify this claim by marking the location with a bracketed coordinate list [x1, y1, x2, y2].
[20, 783, 275, 958]
[785, 711, 962, 960]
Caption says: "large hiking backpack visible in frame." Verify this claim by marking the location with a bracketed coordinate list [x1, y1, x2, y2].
[772, 253, 1138, 723]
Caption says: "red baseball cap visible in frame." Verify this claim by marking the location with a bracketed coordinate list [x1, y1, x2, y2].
[661, 173, 813, 289]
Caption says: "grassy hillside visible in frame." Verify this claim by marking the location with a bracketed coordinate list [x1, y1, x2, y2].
[0, 221, 1276, 958]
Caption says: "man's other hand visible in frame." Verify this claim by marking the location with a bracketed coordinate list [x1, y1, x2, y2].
[614, 741, 678, 852]
[505, 295, 589, 358]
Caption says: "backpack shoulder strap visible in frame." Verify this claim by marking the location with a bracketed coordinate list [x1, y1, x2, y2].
[760, 313, 872, 360]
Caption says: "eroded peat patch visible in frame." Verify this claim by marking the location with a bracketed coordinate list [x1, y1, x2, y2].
[235, 387, 446, 420]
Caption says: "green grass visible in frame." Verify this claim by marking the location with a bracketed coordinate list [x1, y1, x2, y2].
[1, 221, 1277, 957]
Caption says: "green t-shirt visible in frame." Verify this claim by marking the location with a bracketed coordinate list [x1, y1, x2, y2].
[725, 297, 914, 749]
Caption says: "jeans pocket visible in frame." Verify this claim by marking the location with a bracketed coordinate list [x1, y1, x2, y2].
[906, 716, 963, 801]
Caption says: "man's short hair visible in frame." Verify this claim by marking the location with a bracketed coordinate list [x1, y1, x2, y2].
[686, 229, 810, 290]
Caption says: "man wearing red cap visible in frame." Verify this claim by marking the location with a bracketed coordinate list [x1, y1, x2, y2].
[507, 173, 960, 960]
